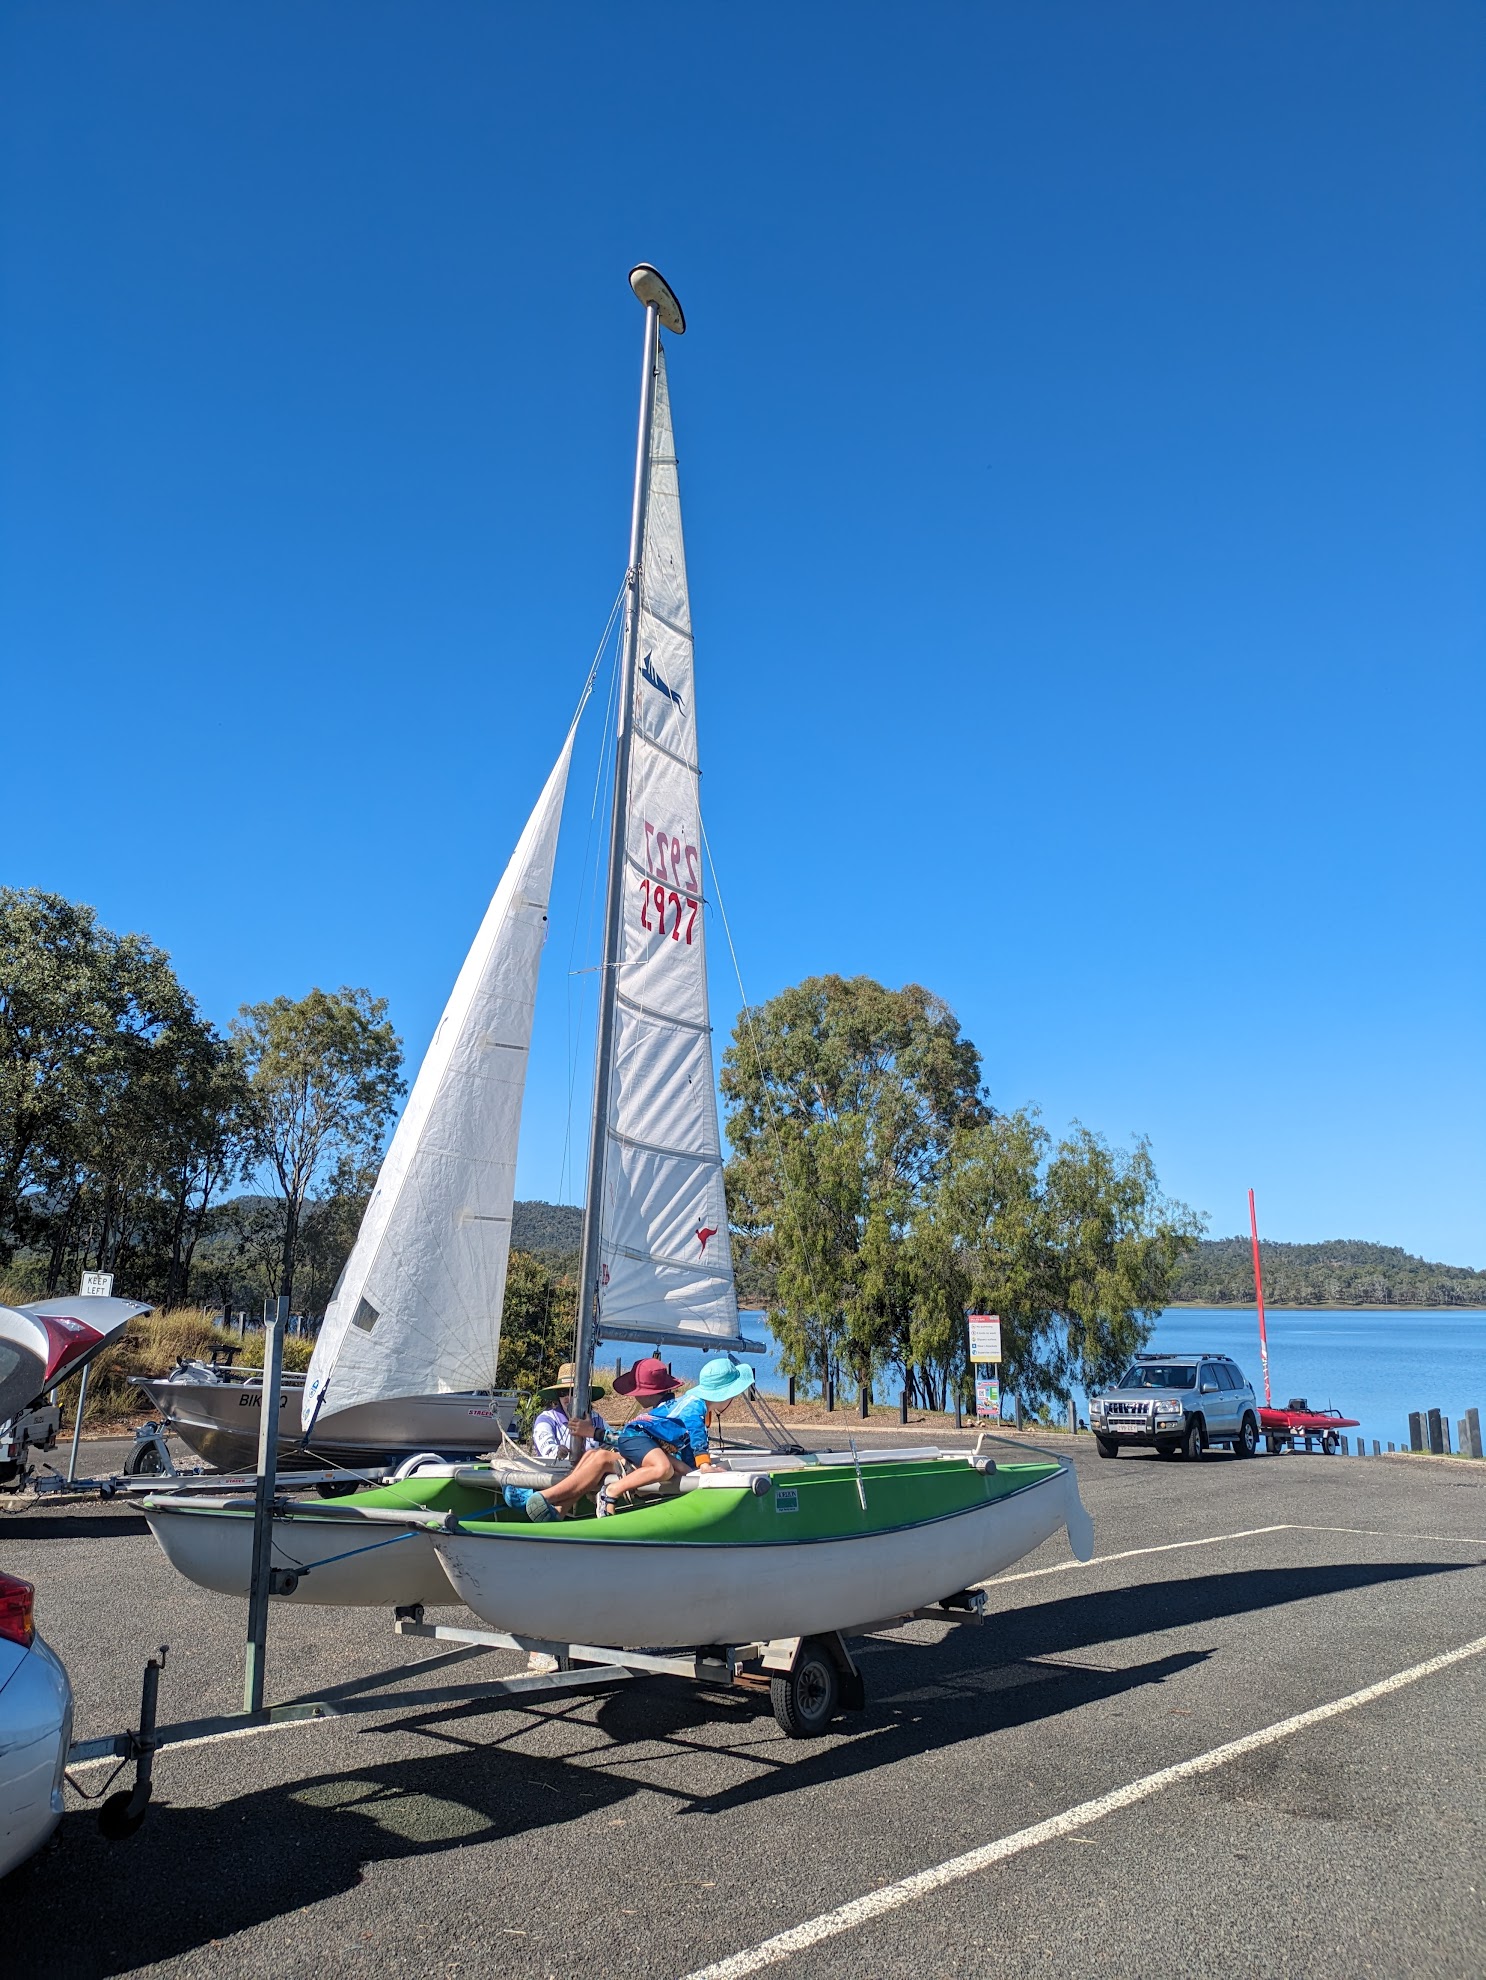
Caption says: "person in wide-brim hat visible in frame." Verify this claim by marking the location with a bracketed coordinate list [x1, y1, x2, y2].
[529, 1363, 609, 1464]
[610, 1355, 682, 1400]
[691, 1354, 756, 1404]
[536, 1361, 607, 1403]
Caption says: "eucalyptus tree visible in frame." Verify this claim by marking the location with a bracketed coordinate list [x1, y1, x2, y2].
[232, 987, 404, 1313]
[0, 887, 243, 1293]
[722, 974, 986, 1398]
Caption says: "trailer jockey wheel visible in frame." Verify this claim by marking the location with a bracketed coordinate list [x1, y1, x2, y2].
[98, 1786, 151, 1840]
[770, 1637, 840, 1739]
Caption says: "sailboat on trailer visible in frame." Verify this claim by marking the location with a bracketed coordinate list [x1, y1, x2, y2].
[145, 265, 1092, 1632]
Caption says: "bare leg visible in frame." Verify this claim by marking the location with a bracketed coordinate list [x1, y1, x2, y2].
[606, 1447, 684, 1502]
[541, 1447, 621, 1511]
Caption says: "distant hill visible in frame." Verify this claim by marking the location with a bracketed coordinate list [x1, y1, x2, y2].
[1171, 1237, 1486, 1308]
[511, 1200, 583, 1275]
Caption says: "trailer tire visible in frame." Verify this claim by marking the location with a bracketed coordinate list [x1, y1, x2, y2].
[1266, 1435, 1284, 1455]
[770, 1638, 840, 1739]
[1234, 1414, 1259, 1459]
[1095, 1435, 1119, 1459]
[122, 1442, 164, 1477]
[1322, 1433, 1339, 1456]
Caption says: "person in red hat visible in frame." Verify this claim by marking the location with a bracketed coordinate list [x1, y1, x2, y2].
[522, 1356, 713, 1521]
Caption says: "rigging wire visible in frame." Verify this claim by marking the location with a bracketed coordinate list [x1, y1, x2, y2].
[558, 582, 625, 1208]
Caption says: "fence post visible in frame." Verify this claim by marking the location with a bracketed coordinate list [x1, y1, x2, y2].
[787, 1375, 796, 1407]
[1014, 1395, 1024, 1433]
[1067, 1398, 1077, 1437]
[1372, 1440, 1380, 1456]
[899, 1387, 908, 1425]
[1464, 1408, 1483, 1460]
[1427, 1408, 1445, 1455]
[859, 1379, 870, 1420]
[1408, 1412, 1425, 1452]
[1341, 1436, 1349, 1455]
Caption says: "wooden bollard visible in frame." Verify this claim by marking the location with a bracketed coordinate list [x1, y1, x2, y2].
[1464, 1408, 1483, 1460]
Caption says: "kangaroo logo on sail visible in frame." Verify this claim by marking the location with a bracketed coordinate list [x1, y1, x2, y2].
[640, 652, 684, 713]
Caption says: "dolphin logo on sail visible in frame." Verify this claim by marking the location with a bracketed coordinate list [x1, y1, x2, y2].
[641, 652, 684, 712]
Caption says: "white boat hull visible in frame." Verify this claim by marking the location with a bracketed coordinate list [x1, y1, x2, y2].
[134, 1373, 519, 1473]
[143, 1501, 457, 1609]
[434, 1464, 1090, 1648]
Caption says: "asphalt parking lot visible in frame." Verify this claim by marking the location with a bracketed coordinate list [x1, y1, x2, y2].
[4, 1433, 1484, 1979]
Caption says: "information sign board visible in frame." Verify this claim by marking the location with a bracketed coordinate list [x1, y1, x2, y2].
[967, 1315, 1001, 1362]
[975, 1376, 1001, 1419]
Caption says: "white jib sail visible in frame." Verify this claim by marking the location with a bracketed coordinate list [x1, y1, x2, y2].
[597, 344, 742, 1349]
[304, 732, 574, 1426]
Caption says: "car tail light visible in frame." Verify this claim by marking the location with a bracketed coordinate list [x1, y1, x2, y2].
[0, 1572, 36, 1648]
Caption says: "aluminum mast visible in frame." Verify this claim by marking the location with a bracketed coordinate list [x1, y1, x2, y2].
[569, 265, 686, 1426]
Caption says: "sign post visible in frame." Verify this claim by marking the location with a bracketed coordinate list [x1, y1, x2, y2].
[967, 1314, 1002, 1420]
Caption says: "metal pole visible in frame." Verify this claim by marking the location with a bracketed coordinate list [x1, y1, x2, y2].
[1248, 1188, 1272, 1409]
[242, 1312, 285, 1714]
[570, 295, 665, 1429]
[65, 1362, 90, 1484]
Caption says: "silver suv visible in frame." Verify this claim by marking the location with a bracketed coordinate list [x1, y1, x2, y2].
[1089, 1353, 1260, 1461]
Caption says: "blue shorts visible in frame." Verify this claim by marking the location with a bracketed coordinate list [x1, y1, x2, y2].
[616, 1420, 696, 1470]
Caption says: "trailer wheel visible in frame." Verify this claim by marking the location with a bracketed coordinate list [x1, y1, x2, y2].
[1322, 1433, 1339, 1456]
[122, 1442, 164, 1477]
[770, 1638, 840, 1739]
[1266, 1435, 1284, 1455]
[99, 1786, 151, 1840]
[1234, 1415, 1259, 1459]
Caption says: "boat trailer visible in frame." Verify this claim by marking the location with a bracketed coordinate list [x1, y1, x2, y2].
[66, 1592, 989, 1839]
[65, 1318, 993, 1837]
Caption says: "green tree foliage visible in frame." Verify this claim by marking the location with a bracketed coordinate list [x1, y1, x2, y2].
[723, 975, 1204, 1409]
[0, 888, 249, 1293]
[494, 1248, 578, 1399]
[232, 988, 404, 1309]
[722, 975, 986, 1398]
[1171, 1236, 1486, 1307]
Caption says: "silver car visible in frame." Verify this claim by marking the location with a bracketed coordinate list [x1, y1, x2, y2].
[1089, 1353, 1261, 1460]
[0, 1573, 73, 1880]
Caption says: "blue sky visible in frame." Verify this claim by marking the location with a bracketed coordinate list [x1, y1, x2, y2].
[3, 4, 1482, 1263]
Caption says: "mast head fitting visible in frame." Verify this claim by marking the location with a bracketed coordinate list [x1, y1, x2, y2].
[629, 264, 685, 335]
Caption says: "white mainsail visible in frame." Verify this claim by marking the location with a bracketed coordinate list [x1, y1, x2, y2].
[596, 346, 743, 1349]
[304, 733, 573, 1426]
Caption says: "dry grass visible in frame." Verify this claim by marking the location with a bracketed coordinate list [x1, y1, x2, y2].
[0, 1288, 314, 1430]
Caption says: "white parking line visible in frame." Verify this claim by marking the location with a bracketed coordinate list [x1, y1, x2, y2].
[986, 1520, 1485, 1587]
[988, 1523, 1291, 1583]
[675, 1632, 1486, 1980]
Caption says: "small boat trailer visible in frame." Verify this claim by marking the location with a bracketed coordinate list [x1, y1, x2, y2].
[65, 1316, 1000, 1838]
[66, 1590, 989, 1838]
[1259, 1403, 1361, 1456]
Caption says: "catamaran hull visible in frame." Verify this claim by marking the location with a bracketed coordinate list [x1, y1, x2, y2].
[133, 1376, 519, 1473]
[143, 1502, 456, 1609]
[434, 1465, 1089, 1649]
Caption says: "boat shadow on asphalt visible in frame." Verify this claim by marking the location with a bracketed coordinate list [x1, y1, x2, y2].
[3, 1558, 1471, 1974]
[0, 1511, 153, 1542]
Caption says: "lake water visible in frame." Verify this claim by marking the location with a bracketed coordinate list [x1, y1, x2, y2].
[633, 1308, 1486, 1454]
